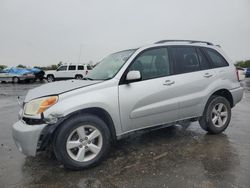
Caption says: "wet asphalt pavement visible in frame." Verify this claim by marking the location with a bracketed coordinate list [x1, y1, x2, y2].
[0, 80, 250, 188]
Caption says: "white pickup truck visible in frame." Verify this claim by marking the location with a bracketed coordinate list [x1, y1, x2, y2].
[45, 64, 92, 82]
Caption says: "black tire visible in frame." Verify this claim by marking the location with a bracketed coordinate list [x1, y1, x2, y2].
[54, 114, 111, 170]
[12, 77, 20, 83]
[199, 95, 231, 134]
[75, 75, 83, 80]
[25, 79, 31, 83]
[47, 75, 55, 82]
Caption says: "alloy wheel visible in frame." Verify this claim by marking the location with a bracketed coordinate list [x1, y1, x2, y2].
[66, 125, 103, 162]
[47, 76, 54, 82]
[211, 103, 228, 128]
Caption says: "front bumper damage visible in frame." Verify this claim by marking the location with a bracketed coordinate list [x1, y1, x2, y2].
[12, 114, 66, 156]
[12, 120, 47, 156]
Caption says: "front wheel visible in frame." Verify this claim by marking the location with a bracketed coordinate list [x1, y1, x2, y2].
[199, 95, 231, 134]
[47, 75, 55, 82]
[54, 114, 111, 170]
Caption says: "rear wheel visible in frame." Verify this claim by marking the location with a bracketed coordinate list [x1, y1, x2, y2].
[75, 75, 83, 80]
[12, 77, 20, 83]
[47, 75, 55, 82]
[199, 95, 231, 134]
[54, 114, 111, 170]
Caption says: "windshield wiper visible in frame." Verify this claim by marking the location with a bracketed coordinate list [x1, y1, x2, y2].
[103, 77, 112, 80]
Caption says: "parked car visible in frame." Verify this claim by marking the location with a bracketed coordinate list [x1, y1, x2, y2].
[236, 67, 246, 81]
[45, 64, 92, 82]
[245, 67, 250, 78]
[12, 40, 244, 170]
[29, 68, 45, 81]
[0, 68, 35, 83]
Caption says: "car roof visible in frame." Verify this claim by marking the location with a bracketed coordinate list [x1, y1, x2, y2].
[131, 40, 225, 58]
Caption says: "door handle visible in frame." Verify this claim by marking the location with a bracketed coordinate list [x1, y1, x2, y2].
[163, 80, 175, 86]
[203, 73, 213, 78]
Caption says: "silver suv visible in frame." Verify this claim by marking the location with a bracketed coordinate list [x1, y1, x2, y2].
[12, 40, 244, 170]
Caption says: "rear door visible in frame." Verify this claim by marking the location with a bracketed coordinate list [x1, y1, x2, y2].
[169, 46, 217, 119]
[67, 65, 77, 78]
[77, 65, 85, 76]
[118, 47, 180, 132]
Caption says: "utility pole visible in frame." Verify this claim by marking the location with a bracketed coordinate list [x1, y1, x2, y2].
[78, 44, 82, 64]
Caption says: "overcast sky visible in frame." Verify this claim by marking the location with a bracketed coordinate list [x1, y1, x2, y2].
[0, 0, 249, 67]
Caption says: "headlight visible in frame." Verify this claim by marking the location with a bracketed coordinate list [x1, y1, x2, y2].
[24, 96, 58, 116]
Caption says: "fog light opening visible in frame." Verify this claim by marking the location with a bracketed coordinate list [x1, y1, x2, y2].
[44, 114, 58, 124]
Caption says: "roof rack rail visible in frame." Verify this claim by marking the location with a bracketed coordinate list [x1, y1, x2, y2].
[155, 40, 214, 46]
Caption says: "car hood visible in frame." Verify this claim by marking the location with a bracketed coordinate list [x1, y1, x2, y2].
[44, 70, 55, 75]
[24, 80, 102, 102]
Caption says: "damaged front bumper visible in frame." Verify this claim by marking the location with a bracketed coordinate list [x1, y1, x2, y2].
[12, 120, 47, 156]
[12, 113, 66, 156]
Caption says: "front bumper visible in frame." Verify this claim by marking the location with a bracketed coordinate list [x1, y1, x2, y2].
[12, 120, 47, 156]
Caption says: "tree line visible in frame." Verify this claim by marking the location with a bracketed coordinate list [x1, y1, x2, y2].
[235, 60, 250, 68]
[0, 64, 58, 70]
[0, 61, 97, 70]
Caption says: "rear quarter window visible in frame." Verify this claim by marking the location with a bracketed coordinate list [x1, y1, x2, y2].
[87, 65, 92, 70]
[203, 48, 229, 68]
[78, 65, 84, 70]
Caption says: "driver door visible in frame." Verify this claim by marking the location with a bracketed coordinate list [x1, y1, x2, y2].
[56, 65, 68, 78]
[118, 47, 179, 132]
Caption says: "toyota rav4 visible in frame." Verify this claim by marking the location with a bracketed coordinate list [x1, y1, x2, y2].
[12, 40, 244, 170]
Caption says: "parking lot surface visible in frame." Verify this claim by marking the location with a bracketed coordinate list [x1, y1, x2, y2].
[0, 80, 250, 188]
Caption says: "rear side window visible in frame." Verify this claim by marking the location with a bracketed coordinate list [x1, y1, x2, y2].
[204, 48, 228, 68]
[87, 65, 92, 70]
[78, 65, 84, 70]
[171, 47, 200, 74]
[68, 65, 76, 70]
[196, 48, 211, 70]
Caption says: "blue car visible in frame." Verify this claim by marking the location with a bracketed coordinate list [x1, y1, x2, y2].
[0, 67, 44, 83]
[246, 68, 250, 78]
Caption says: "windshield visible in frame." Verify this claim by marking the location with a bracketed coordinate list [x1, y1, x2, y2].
[86, 49, 136, 80]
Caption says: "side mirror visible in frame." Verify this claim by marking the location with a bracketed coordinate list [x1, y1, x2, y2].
[126, 70, 141, 82]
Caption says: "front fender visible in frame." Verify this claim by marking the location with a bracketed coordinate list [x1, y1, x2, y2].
[43, 81, 122, 135]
